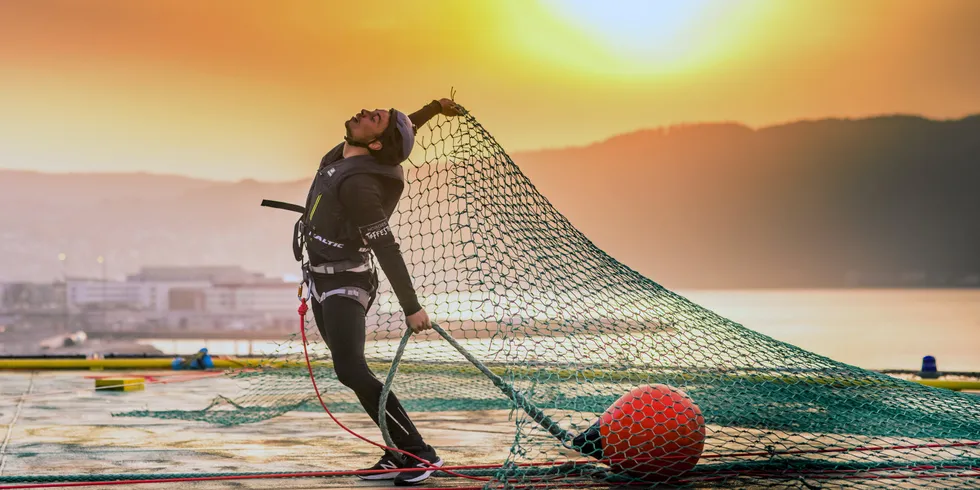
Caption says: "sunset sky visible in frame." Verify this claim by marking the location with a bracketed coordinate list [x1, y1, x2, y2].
[2, 0, 979, 181]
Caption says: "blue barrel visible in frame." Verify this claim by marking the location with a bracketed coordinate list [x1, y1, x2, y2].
[198, 348, 214, 369]
[920, 355, 939, 379]
[171, 348, 213, 370]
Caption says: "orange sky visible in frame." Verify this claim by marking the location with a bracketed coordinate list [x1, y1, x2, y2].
[2, 0, 979, 181]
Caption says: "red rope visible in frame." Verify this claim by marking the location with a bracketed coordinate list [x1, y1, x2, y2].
[84, 372, 229, 383]
[295, 297, 488, 483]
[20, 371, 235, 402]
[3, 465, 978, 490]
[291, 295, 980, 486]
[678, 469, 980, 484]
[0, 462, 571, 489]
[699, 440, 980, 460]
[0, 461, 612, 489]
[0, 476, 616, 490]
[5, 294, 978, 489]
[735, 469, 980, 481]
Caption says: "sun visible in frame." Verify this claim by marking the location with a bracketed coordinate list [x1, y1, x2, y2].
[540, 0, 718, 69]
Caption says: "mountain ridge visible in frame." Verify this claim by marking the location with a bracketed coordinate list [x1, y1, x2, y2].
[2, 113, 978, 288]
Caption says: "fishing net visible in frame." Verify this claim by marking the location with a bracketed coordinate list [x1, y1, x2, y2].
[117, 107, 980, 488]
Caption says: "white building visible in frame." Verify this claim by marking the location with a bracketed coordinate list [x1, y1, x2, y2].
[66, 278, 209, 312]
[66, 278, 139, 309]
[65, 266, 298, 315]
[204, 282, 299, 314]
[138, 280, 213, 312]
[127, 266, 263, 284]
[124, 266, 264, 312]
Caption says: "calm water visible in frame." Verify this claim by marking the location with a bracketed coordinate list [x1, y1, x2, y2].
[680, 289, 980, 372]
[142, 289, 980, 372]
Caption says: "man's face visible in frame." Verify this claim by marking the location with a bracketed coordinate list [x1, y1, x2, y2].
[345, 108, 390, 147]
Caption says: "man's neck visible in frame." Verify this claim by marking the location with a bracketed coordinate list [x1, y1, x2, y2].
[342, 142, 371, 159]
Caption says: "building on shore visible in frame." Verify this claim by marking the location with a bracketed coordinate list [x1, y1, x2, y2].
[3, 266, 301, 333]
[0, 282, 65, 311]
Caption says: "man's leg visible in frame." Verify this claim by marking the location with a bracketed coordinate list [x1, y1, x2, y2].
[311, 294, 427, 452]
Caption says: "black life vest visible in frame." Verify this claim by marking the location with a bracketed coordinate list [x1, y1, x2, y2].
[301, 153, 404, 265]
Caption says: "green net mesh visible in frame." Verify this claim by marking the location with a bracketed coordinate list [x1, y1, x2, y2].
[118, 107, 980, 487]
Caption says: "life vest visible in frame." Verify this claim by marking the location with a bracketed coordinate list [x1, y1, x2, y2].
[300, 153, 405, 265]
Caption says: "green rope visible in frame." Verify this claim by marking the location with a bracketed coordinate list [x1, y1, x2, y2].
[378, 328, 413, 463]
[430, 323, 573, 445]
[108, 106, 980, 488]
[378, 323, 573, 465]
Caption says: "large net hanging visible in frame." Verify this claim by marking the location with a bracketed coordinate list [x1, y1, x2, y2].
[121, 106, 980, 488]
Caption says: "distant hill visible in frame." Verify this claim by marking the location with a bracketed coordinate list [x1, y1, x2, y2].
[513, 114, 980, 288]
[1, 114, 978, 288]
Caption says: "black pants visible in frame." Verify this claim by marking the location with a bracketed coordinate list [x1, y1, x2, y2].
[311, 293, 427, 452]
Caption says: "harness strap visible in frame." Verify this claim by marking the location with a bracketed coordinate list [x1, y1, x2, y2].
[308, 261, 371, 274]
[308, 283, 372, 311]
[260, 199, 305, 214]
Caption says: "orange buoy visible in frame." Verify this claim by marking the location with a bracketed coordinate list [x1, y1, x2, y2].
[598, 384, 705, 479]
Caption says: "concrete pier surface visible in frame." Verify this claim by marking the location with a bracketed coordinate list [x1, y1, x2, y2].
[0, 371, 537, 489]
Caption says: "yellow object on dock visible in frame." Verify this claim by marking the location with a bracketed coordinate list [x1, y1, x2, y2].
[2, 358, 979, 393]
[0, 358, 270, 370]
[1, 359, 173, 370]
[95, 377, 146, 392]
[915, 379, 980, 392]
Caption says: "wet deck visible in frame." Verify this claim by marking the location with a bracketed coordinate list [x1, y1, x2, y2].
[0, 371, 528, 489]
[6, 371, 971, 489]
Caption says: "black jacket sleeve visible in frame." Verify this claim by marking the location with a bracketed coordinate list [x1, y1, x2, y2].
[408, 100, 443, 131]
[338, 174, 422, 316]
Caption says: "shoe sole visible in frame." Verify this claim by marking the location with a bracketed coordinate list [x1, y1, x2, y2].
[394, 458, 443, 486]
[357, 471, 399, 481]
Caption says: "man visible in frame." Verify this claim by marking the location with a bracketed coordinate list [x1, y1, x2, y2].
[300, 98, 459, 486]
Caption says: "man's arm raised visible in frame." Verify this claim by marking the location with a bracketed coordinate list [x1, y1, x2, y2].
[408, 99, 461, 132]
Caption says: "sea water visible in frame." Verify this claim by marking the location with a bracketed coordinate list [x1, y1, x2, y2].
[140, 289, 980, 372]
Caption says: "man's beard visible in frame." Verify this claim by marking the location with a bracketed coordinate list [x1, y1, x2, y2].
[344, 121, 372, 149]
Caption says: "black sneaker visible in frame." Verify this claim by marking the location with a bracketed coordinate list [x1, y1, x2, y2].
[394, 445, 443, 486]
[357, 451, 402, 481]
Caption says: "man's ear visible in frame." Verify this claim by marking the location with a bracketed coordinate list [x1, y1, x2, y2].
[368, 140, 383, 151]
